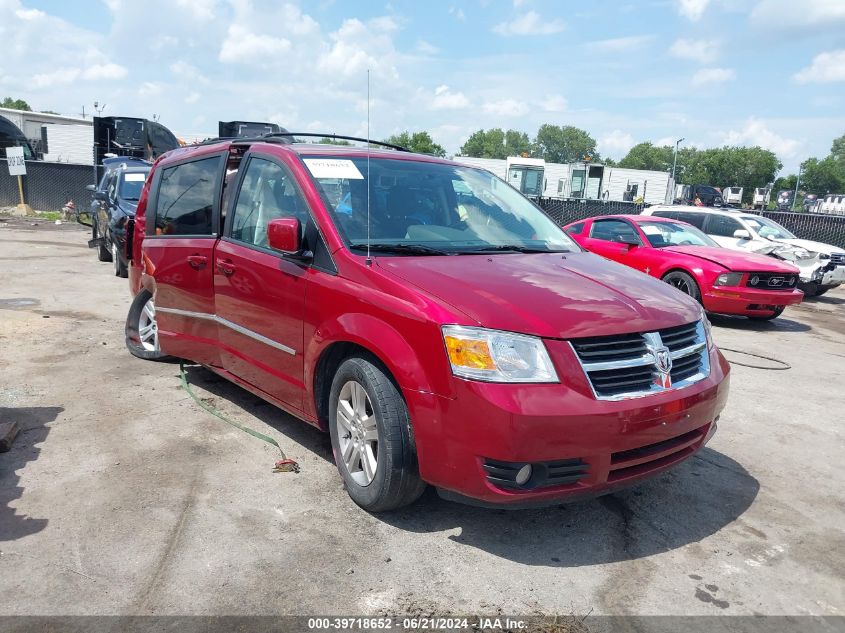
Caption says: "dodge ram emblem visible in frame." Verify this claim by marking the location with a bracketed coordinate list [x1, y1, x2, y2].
[654, 347, 672, 388]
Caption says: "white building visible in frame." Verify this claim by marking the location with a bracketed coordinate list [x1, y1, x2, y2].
[0, 107, 93, 165]
[451, 155, 673, 205]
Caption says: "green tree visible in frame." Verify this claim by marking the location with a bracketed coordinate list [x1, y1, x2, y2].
[316, 137, 352, 146]
[1, 96, 31, 111]
[533, 124, 599, 164]
[504, 129, 532, 157]
[384, 131, 445, 157]
[618, 142, 675, 171]
[677, 146, 780, 204]
[460, 128, 506, 158]
[830, 132, 845, 167]
[801, 156, 845, 195]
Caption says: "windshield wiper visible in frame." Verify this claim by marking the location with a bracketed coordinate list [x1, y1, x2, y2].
[350, 243, 452, 256]
[465, 245, 570, 254]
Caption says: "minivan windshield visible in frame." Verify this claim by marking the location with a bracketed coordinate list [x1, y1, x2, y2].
[119, 171, 148, 201]
[303, 155, 579, 254]
[743, 216, 796, 240]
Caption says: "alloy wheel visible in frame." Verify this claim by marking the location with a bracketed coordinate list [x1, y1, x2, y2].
[137, 297, 159, 352]
[335, 380, 379, 486]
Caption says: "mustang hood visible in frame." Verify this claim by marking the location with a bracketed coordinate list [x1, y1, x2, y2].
[664, 246, 799, 273]
[376, 252, 702, 339]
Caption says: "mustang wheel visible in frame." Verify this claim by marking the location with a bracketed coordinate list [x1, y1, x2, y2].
[328, 356, 426, 512]
[662, 270, 701, 303]
[125, 289, 167, 360]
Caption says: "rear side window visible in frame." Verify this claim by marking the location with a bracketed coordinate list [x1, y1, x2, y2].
[672, 211, 706, 229]
[651, 211, 678, 220]
[565, 221, 585, 235]
[154, 156, 220, 236]
[706, 214, 743, 237]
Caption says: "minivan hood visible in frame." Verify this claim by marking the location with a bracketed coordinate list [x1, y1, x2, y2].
[376, 252, 702, 339]
[664, 245, 799, 273]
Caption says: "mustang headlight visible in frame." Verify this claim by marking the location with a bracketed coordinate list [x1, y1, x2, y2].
[714, 272, 743, 286]
[442, 325, 558, 383]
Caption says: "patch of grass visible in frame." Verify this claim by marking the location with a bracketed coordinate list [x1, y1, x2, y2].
[35, 211, 63, 220]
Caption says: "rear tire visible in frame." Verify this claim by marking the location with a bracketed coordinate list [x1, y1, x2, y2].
[125, 289, 167, 360]
[749, 306, 785, 321]
[799, 281, 819, 297]
[662, 270, 701, 303]
[112, 241, 128, 278]
[328, 356, 426, 512]
[96, 221, 112, 262]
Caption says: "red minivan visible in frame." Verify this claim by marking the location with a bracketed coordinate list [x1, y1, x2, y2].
[126, 137, 730, 511]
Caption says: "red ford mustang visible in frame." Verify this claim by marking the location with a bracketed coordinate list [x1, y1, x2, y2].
[564, 215, 803, 320]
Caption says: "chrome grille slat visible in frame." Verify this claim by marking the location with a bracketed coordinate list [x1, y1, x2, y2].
[570, 320, 711, 401]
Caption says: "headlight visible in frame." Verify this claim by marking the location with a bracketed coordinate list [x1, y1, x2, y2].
[442, 325, 558, 383]
[818, 253, 830, 260]
[714, 272, 743, 286]
[793, 248, 810, 259]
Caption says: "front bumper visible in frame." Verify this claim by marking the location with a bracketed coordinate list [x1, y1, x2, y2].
[702, 287, 803, 316]
[815, 265, 845, 286]
[407, 343, 730, 506]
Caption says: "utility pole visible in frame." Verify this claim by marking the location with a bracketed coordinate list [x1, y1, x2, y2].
[671, 137, 684, 202]
[791, 162, 802, 212]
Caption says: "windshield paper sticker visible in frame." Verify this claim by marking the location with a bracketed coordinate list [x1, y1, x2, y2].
[303, 159, 364, 180]
[125, 173, 147, 182]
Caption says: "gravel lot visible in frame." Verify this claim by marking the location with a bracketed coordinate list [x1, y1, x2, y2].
[1, 218, 843, 623]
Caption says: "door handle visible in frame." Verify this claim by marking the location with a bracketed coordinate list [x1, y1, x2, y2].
[186, 254, 208, 270]
[216, 259, 236, 276]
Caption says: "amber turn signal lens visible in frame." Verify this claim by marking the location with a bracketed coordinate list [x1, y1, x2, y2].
[444, 335, 496, 370]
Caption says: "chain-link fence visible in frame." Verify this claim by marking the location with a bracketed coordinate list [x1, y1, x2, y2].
[535, 197, 644, 226]
[757, 211, 845, 250]
[1, 158, 96, 211]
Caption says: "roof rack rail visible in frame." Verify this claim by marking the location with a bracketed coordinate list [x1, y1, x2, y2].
[264, 132, 410, 152]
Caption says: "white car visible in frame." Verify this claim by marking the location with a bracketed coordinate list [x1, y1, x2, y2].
[642, 205, 845, 296]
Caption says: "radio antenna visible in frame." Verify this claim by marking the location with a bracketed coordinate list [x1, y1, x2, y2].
[366, 69, 372, 266]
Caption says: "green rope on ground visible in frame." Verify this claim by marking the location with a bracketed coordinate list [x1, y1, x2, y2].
[179, 360, 299, 472]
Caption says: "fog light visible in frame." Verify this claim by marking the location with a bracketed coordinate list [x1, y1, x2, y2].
[515, 464, 532, 486]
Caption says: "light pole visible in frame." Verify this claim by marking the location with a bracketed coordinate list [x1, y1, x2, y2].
[671, 137, 684, 184]
[791, 161, 802, 212]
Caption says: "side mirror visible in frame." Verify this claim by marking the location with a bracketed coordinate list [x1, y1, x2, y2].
[94, 190, 107, 202]
[618, 237, 640, 248]
[85, 184, 96, 192]
[267, 218, 301, 254]
[733, 229, 751, 240]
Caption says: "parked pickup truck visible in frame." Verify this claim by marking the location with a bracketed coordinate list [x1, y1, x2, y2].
[125, 136, 730, 511]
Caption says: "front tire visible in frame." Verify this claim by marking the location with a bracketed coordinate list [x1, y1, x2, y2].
[96, 221, 112, 262]
[125, 289, 167, 360]
[328, 356, 426, 512]
[662, 270, 701, 303]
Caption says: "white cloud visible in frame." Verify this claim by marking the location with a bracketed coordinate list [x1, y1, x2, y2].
[184, 92, 201, 104]
[793, 49, 845, 83]
[138, 82, 163, 96]
[448, 6, 465, 20]
[174, 0, 217, 21]
[81, 63, 128, 81]
[316, 17, 399, 82]
[599, 130, 635, 157]
[416, 39, 439, 55]
[278, 3, 319, 35]
[677, 0, 709, 21]
[170, 60, 209, 84]
[493, 11, 565, 36]
[722, 118, 800, 158]
[15, 8, 45, 20]
[654, 136, 679, 147]
[482, 99, 529, 117]
[669, 38, 719, 63]
[32, 68, 80, 89]
[751, 0, 845, 29]
[219, 24, 291, 64]
[692, 67, 736, 85]
[538, 95, 568, 112]
[431, 85, 469, 110]
[588, 35, 654, 53]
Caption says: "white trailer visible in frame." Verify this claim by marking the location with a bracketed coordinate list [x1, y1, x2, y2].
[752, 187, 771, 210]
[723, 186, 743, 205]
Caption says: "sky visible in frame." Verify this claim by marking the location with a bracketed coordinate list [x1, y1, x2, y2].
[1, 0, 844, 173]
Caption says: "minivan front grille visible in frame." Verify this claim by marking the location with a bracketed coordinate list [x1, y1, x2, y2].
[830, 252, 845, 266]
[570, 320, 710, 401]
[746, 272, 798, 291]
